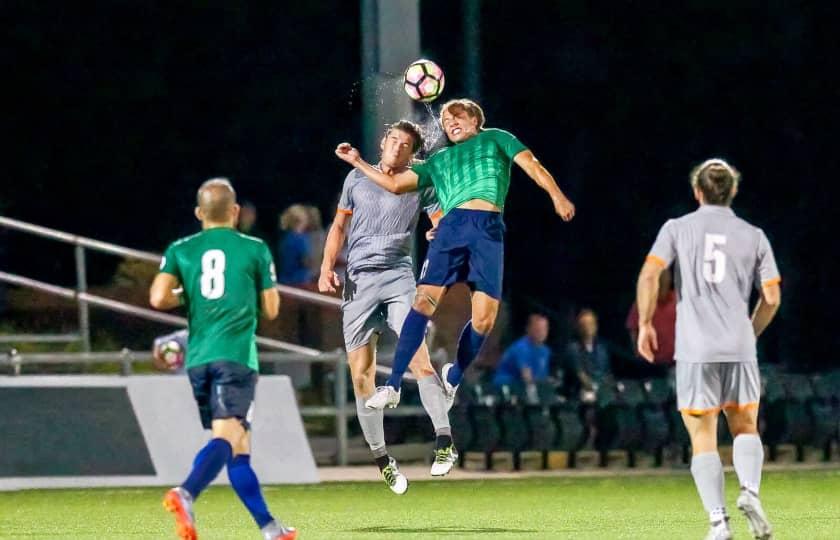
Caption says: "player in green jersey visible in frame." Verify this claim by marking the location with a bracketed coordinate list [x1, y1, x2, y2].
[335, 99, 575, 413]
[150, 178, 296, 540]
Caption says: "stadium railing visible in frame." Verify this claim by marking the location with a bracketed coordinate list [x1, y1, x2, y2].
[0, 215, 427, 466]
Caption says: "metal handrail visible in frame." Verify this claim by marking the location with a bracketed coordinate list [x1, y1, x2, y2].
[0, 215, 342, 308]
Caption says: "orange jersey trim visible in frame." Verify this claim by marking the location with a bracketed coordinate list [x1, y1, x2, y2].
[429, 209, 443, 221]
[762, 277, 781, 287]
[336, 208, 353, 216]
[646, 254, 667, 268]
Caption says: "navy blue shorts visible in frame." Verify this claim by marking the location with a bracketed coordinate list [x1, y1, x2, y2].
[187, 361, 257, 430]
[418, 208, 505, 299]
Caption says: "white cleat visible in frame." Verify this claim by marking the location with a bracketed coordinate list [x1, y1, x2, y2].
[440, 363, 459, 411]
[737, 489, 773, 539]
[430, 444, 459, 476]
[365, 385, 400, 410]
[704, 518, 732, 540]
[381, 457, 408, 495]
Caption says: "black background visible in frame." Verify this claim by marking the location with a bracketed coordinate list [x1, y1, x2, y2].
[3, 1, 837, 369]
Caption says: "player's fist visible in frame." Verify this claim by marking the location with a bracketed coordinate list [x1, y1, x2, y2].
[552, 194, 576, 222]
[425, 227, 438, 241]
[318, 269, 341, 293]
[335, 142, 361, 165]
[637, 323, 658, 363]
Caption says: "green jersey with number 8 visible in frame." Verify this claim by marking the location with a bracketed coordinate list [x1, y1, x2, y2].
[159, 227, 277, 371]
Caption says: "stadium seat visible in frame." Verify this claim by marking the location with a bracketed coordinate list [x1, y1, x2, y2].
[525, 405, 557, 451]
[596, 380, 644, 452]
[468, 404, 501, 452]
[497, 404, 529, 452]
[551, 403, 585, 451]
[449, 405, 474, 451]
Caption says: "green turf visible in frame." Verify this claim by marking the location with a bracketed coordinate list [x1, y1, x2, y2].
[1, 470, 838, 539]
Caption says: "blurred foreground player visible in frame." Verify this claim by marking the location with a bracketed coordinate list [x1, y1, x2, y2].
[636, 159, 780, 540]
[150, 178, 296, 540]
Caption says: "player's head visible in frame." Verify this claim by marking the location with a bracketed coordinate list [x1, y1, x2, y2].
[689, 158, 740, 206]
[279, 204, 310, 233]
[576, 308, 599, 341]
[526, 313, 549, 344]
[195, 178, 239, 228]
[380, 120, 424, 169]
[440, 99, 485, 143]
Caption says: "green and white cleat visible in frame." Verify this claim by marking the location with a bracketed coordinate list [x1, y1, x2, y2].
[703, 518, 732, 540]
[737, 489, 773, 539]
[430, 444, 459, 476]
[440, 363, 459, 411]
[365, 385, 401, 410]
[381, 457, 408, 495]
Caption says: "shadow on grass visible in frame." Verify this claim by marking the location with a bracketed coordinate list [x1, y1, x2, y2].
[348, 526, 539, 535]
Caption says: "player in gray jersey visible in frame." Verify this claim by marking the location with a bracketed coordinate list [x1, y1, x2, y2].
[318, 120, 455, 493]
[635, 159, 781, 540]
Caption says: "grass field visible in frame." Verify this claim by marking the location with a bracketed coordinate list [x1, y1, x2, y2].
[1, 470, 839, 539]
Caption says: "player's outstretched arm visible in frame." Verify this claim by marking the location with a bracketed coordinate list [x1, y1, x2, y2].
[261, 287, 280, 320]
[635, 259, 664, 362]
[513, 150, 575, 221]
[752, 281, 781, 337]
[149, 273, 183, 310]
[335, 142, 419, 193]
[319, 212, 349, 293]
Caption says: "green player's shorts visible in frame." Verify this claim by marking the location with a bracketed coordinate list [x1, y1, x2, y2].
[188, 361, 257, 430]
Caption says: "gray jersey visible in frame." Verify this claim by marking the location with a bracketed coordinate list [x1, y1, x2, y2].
[648, 205, 780, 363]
[338, 168, 440, 274]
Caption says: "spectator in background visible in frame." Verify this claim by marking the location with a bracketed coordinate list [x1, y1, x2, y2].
[237, 200, 266, 241]
[626, 268, 676, 373]
[277, 204, 313, 286]
[564, 308, 612, 399]
[493, 313, 552, 403]
[305, 205, 325, 283]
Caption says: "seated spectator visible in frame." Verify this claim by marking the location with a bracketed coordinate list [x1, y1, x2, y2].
[277, 204, 313, 286]
[563, 308, 611, 399]
[304, 205, 325, 282]
[626, 268, 675, 372]
[493, 313, 551, 403]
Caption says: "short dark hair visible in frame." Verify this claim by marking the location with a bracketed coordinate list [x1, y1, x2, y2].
[690, 159, 740, 206]
[385, 120, 424, 153]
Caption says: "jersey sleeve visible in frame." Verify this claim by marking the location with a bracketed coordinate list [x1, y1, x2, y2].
[755, 229, 781, 288]
[337, 172, 355, 215]
[411, 160, 434, 189]
[257, 241, 278, 291]
[490, 129, 528, 159]
[419, 186, 443, 220]
[647, 220, 676, 268]
[159, 244, 181, 279]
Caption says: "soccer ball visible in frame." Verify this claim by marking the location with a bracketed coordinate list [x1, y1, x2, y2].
[160, 340, 184, 370]
[403, 59, 445, 102]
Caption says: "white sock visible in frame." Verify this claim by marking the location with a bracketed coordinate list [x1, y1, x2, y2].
[733, 433, 764, 494]
[691, 451, 727, 519]
[355, 395, 386, 457]
[418, 374, 451, 435]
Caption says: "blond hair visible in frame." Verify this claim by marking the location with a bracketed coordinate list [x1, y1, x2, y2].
[439, 98, 485, 129]
[279, 204, 309, 231]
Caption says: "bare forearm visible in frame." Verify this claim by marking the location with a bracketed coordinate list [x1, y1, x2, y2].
[532, 164, 566, 200]
[352, 158, 400, 192]
[321, 225, 346, 272]
[636, 274, 659, 325]
[752, 298, 779, 337]
[150, 289, 181, 310]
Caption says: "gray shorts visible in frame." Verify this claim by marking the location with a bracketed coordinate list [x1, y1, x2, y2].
[676, 362, 761, 414]
[341, 267, 416, 351]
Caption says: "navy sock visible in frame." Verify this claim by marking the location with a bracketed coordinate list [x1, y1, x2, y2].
[447, 322, 487, 387]
[386, 308, 430, 390]
[228, 454, 275, 529]
[181, 438, 232, 499]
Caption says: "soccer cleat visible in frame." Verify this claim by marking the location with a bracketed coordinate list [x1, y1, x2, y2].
[380, 457, 409, 495]
[703, 518, 732, 540]
[162, 487, 197, 540]
[262, 521, 298, 540]
[430, 444, 459, 476]
[440, 363, 459, 411]
[737, 489, 773, 539]
[365, 385, 400, 410]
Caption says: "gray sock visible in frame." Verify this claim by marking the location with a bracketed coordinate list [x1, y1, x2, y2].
[733, 434, 763, 494]
[418, 374, 451, 436]
[355, 395, 387, 458]
[690, 451, 726, 519]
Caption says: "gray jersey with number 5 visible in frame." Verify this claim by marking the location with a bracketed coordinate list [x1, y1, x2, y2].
[647, 205, 780, 363]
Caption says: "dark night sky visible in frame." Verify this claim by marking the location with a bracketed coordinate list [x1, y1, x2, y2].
[2, 1, 838, 368]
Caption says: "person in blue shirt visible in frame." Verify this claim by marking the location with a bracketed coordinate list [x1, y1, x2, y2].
[277, 204, 313, 286]
[493, 314, 552, 394]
